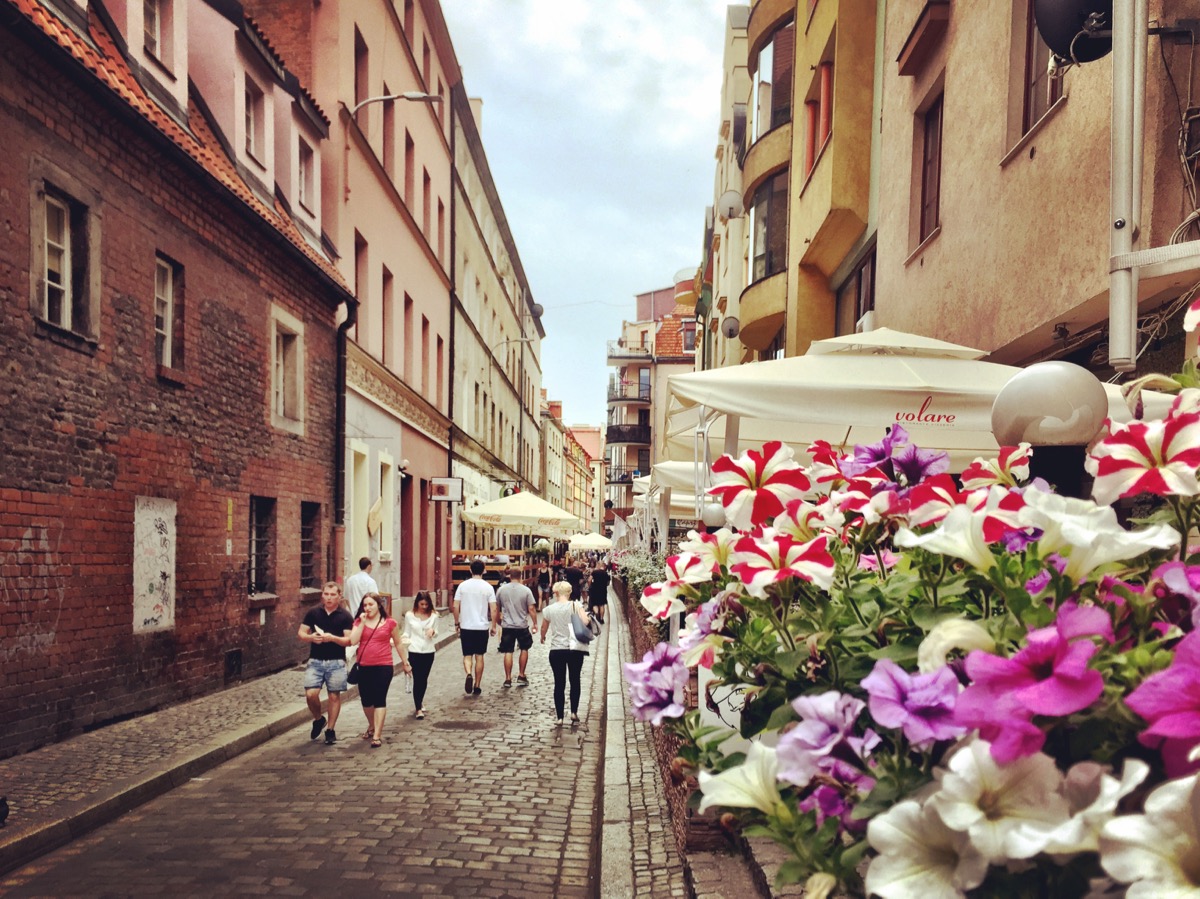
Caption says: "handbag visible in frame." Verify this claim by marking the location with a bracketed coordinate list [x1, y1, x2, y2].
[570, 602, 596, 644]
[347, 618, 383, 685]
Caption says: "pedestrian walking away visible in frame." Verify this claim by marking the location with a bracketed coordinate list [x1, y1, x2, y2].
[535, 560, 552, 610]
[453, 559, 497, 696]
[588, 562, 610, 624]
[403, 590, 439, 719]
[496, 574, 538, 688]
[298, 581, 354, 744]
[562, 559, 585, 602]
[540, 580, 591, 727]
[343, 556, 379, 619]
[349, 594, 410, 747]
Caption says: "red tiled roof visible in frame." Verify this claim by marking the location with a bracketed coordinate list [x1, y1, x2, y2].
[11, 0, 348, 292]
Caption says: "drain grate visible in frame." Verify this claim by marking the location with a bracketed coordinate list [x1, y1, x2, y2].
[432, 720, 494, 730]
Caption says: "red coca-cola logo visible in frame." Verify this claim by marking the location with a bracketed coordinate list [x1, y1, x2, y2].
[895, 396, 957, 426]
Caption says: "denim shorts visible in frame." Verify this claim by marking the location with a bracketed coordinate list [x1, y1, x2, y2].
[303, 658, 348, 693]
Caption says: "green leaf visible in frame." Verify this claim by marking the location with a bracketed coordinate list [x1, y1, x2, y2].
[775, 859, 811, 886]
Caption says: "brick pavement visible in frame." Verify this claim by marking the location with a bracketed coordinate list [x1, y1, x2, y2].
[0, 607, 639, 897]
[0, 595, 771, 898]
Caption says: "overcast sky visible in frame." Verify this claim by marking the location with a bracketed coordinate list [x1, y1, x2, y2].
[441, 0, 733, 428]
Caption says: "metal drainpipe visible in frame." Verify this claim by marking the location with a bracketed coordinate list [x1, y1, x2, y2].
[333, 299, 358, 582]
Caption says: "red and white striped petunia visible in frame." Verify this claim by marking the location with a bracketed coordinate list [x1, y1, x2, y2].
[960, 444, 1033, 490]
[965, 484, 1027, 544]
[640, 581, 686, 620]
[1185, 295, 1200, 332]
[708, 441, 812, 530]
[729, 531, 836, 598]
[639, 552, 712, 620]
[1086, 412, 1200, 506]
[904, 473, 965, 528]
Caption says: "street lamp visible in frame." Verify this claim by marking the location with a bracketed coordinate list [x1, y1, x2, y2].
[349, 91, 442, 117]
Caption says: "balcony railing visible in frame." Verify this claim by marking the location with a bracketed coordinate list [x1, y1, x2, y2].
[607, 340, 652, 361]
[606, 423, 652, 445]
[607, 466, 645, 484]
[607, 382, 652, 403]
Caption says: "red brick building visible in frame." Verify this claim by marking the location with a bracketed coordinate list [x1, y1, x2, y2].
[0, 0, 353, 758]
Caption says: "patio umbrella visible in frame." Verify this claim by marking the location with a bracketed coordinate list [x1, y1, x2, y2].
[569, 532, 613, 550]
[462, 492, 583, 533]
[665, 329, 1174, 471]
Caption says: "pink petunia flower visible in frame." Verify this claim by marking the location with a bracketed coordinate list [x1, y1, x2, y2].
[1085, 412, 1200, 506]
[708, 441, 812, 530]
[1125, 631, 1200, 776]
[729, 531, 836, 598]
[861, 659, 966, 748]
[955, 603, 1114, 762]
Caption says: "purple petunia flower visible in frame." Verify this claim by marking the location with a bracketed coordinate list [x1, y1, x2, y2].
[842, 425, 910, 479]
[861, 658, 966, 748]
[776, 691, 879, 787]
[892, 441, 950, 487]
[624, 642, 688, 725]
[1025, 553, 1066, 596]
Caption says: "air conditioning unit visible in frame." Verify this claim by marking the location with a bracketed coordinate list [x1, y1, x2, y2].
[378, 551, 393, 563]
[855, 310, 877, 333]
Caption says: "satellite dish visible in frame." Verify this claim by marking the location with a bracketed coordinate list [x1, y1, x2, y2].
[1033, 0, 1112, 63]
[716, 189, 744, 221]
[721, 316, 741, 339]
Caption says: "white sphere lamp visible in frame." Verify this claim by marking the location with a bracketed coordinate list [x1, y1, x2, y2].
[991, 361, 1109, 447]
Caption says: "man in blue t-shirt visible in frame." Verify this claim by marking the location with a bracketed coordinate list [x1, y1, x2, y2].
[298, 581, 354, 744]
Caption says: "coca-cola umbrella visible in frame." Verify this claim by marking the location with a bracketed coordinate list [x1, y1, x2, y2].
[462, 491, 582, 535]
[665, 328, 1172, 472]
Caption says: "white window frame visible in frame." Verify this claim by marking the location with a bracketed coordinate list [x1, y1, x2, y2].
[144, 0, 161, 58]
[269, 304, 305, 435]
[154, 256, 175, 368]
[297, 138, 315, 212]
[245, 76, 265, 162]
[43, 193, 71, 330]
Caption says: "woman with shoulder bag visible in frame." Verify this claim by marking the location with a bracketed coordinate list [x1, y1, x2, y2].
[539, 580, 591, 727]
[349, 594, 410, 748]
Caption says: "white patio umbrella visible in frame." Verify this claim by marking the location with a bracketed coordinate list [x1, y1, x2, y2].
[569, 532, 613, 550]
[461, 492, 582, 533]
[665, 329, 1173, 472]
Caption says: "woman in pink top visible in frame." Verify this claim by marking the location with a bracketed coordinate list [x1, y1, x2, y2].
[349, 594, 411, 747]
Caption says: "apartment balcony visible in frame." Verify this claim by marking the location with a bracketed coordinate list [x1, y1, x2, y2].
[738, 270, 787, 351]
[607, 382, 651, 404]
[606, 423, 652, 446]
[606, 465, 645, 484]
[607, 340, 652, 364]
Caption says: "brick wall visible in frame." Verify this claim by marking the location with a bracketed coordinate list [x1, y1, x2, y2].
[0, 34, 342, 758]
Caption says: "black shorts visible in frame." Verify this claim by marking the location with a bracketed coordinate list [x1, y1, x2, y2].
[460, 628, 489, 656]
[498, 627, 533, 653]
[357, 665, 394, 707]
[589, 592, 608, 607]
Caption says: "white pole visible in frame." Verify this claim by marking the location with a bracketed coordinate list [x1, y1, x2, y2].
[1109, 0, 1144, 371]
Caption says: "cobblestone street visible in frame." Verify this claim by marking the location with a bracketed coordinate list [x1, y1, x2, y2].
[0, 600, 708, 898]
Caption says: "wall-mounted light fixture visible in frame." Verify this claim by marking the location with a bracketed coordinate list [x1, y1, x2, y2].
[349, 91, 442, 117]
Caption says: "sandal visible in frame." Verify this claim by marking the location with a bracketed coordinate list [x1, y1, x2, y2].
[415, 710, 425, 720]
[359, 730, 373, 740]
[370, 738, 382, 748]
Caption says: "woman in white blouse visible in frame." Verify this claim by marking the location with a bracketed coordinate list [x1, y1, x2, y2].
[539, 580, 591, 726]
[403, 591, 439, 719]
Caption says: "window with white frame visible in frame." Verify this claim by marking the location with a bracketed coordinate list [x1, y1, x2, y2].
[38, 181, 98, 339]
[154, 254, 179, 368]
[245, 76, 265, 161]
[144, 0, 161, 58]
[297, 138, 315, 211]
[44, 193, 71, 328]
[269, 305, 305, 434]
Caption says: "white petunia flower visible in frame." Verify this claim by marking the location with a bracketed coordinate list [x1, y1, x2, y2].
[1007, 759, 1149, 858]
[1099, 772, 1200, 899]
[697, 741, 786, 816]
[895, 504, 996, 572]
[866, 799, 989, 899]
[1019, 490, 1179, 583]
[917, 618, 996, 673]
[928, 739, 1070, 863]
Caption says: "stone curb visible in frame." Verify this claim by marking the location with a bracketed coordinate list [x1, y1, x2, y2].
[0, 631, 459, 877]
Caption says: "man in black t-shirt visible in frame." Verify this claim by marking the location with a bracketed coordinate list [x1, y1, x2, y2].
[298, 581, 354, 744]
[563, 560, 585, 601]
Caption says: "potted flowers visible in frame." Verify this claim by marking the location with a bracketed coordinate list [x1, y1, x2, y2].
[624, 405, 1200, 897]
